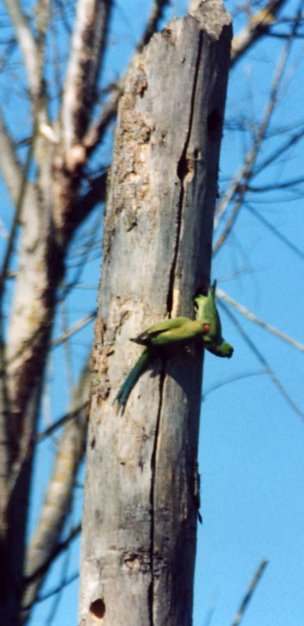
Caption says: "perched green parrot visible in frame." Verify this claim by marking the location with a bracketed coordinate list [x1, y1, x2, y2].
[114, 282, 233, 410]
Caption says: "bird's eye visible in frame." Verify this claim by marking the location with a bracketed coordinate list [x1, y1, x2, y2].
[203, 323, 210, 333]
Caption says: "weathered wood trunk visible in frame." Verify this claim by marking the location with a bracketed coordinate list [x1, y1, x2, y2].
[79, 3, 231, 625]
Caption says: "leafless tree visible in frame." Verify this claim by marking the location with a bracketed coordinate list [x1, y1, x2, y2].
[0, 0, 303, 624]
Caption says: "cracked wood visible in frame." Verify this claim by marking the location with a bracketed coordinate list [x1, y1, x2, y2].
[79, 4, 231, 626]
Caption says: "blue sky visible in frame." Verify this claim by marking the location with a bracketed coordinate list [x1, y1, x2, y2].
[1, 1, 303, 624]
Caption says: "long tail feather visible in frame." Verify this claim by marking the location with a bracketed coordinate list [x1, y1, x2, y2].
[114, 349, 150, 411]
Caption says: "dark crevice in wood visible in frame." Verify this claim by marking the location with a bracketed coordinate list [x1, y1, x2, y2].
[207, 109, 222, 141]
[166, 33, 203, 316]
[148, 360, 166, 626]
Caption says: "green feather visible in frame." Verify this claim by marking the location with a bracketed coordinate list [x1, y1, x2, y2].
[131, 317, 208, 347]
[114, 282, 234, 410]
[114, 349, 150, 410]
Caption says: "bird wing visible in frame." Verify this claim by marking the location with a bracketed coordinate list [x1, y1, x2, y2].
[131, 317, 190, 345]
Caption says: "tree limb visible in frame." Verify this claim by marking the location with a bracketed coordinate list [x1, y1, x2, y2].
[84, 0, 171, 156]
[231, 0, 287, 67]
[52, 310, 96, 347]
[221, 302, 304, 420]
[3, 0, 41, 99]
[37, 401, 89, 443]
[217, 288, 304, 352]
[61, 0, 113, 169]
[23, 525, 81, 590]
[231, 560, 269, 626]
[21, 364, 89, 618]
[0, 110, 37, 208]
[64, 171, 107, 244]
[136, 0, 171, 50]
[214, 13, 301, 252]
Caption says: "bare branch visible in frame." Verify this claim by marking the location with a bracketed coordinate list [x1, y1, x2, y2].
[37, 401, 89, 443]
[214, 12, 302, 252]
[0, 126, 39, 550]
[203, 370, 267, 399]
[231, 560, 269, 626]
[254, 126, 304, 177]
[35, 573, 78, 606]
[3, 0, 41, 98]
[268, 31, 304, 37]
[61, 0, 113, 168]
[84, 0, 170, 155]
[231, 0, 287, 67]
[0, 112, 23, 200]
[2, 171, 88, 614]
[245, 203, 304, 261]
[64, 171, 107, 244]
[0, 111, 37, 208]
[52, 310, 96, 347]
[136, 0, 171, 50]
[23, 524, 81, 589]
[247, 175, 304, 191]
[217, 288, 304, 352]
[44, 520, 73, 626]
[83, 85, 123, 155]
[202, 602, 216, 626]
[22, 364, 89, 615]
[0, 128, 37, 304]
[221, 302, 304, 420]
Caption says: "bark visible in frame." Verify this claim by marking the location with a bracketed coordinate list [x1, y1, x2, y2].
[79, 3, 231, 626]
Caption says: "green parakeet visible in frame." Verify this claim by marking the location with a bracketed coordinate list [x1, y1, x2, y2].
[194, 281, 233, 358]
[114, 282, 233, 410]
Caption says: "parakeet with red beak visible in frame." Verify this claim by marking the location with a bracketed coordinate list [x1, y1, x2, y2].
[194, 281, 233, 357]
[114, 281, 233, 410]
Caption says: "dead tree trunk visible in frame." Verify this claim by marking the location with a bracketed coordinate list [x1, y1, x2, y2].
[79, 3, 231, 625]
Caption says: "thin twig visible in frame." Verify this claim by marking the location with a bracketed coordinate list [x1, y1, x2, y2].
[214, 7, 303, 252]
[221, 303, 304, 420]
[136, 0, 170, 51]
[52, 310, 96, 348]
[245, 202, 304, 261]
[35, 573, 78, 605]
[203, 370, 266, 399]
[255, 127, 304, 177]
[231, 560, 269, 626]
[268, 31, 304, 37]
[45, 511, 74, 626]
[217, 288, 304, 352]
[231, 0, 287, 67]
[23, 524, 81, 586]
[247, 175, 304, 191]
[37, 401, 88, 443]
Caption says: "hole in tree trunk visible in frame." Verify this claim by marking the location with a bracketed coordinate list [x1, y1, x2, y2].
[89, 598, 106, 620]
